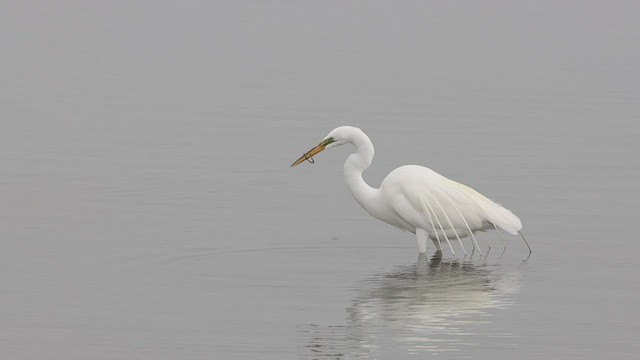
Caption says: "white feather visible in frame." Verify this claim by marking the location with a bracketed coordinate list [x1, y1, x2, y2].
[293, 126, 526, 254]
[379, 165, 522, 238]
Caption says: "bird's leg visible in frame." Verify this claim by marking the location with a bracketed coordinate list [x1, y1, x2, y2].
[416, 228, 428, 254]
[417, 252, 428, 275]
[493, 223, 505, 251]
[430, 194, 467, 255]
[430, 251, 443, 266]
[519, 231, 532, 254]
[484, 236, 492, 253]
[430, 236, 442, 251]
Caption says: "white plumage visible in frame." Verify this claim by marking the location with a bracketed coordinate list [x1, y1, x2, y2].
[291, 126, 530, 255]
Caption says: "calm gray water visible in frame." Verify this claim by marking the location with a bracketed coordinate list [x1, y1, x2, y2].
[2, 2, 639, 359]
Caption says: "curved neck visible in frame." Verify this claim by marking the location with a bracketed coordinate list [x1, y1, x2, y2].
[343, 132, 378, 212]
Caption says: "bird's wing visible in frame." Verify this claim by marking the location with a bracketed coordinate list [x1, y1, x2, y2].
[445, 178, 522, 235]
[384, 166, 521, 236]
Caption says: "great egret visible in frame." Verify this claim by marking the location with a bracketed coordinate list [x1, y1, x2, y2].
[290, 126, 531, 255]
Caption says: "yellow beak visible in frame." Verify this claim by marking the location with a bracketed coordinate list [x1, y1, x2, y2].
[290, 142, 328, 167]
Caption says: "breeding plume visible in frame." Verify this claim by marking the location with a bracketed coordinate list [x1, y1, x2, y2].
[290, 126, 530, 255]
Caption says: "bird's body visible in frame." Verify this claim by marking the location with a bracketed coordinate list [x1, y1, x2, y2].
[371, 165, 521, 237]
[291, 126, 529, 255]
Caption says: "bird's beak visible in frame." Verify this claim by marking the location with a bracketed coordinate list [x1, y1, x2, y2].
[290, 142, 328, 167]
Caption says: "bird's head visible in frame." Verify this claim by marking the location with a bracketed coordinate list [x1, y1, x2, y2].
[290, 126, 358, 167]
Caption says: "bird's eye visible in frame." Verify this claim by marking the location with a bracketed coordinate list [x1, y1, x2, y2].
[322, 137, 335, 146]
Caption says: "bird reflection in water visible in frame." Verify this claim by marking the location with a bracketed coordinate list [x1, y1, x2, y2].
[299, 253, 524, 358]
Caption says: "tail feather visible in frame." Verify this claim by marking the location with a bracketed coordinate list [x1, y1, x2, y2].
[447, 179, 522, 235]
[482, 203, 522, 235]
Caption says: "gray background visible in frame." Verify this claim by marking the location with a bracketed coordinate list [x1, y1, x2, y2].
[2, 1, 639, 359]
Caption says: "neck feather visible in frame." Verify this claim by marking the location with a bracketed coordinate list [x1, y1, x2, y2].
[343, 132, 378, 213]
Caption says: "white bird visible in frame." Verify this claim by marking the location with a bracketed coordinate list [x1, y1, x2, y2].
[290, 126, 530, 255]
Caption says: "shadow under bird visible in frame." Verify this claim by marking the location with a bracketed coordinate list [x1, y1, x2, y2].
[290, 126, 531, 255]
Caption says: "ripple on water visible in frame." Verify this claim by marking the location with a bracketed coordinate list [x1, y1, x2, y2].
[298, 254, 526, 358]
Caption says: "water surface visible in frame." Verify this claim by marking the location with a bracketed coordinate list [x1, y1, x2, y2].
[2, 1, 639, 359]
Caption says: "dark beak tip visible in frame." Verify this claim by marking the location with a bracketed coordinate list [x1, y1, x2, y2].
[291, 143, 324, 168]
[290, 157, 304, 168]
